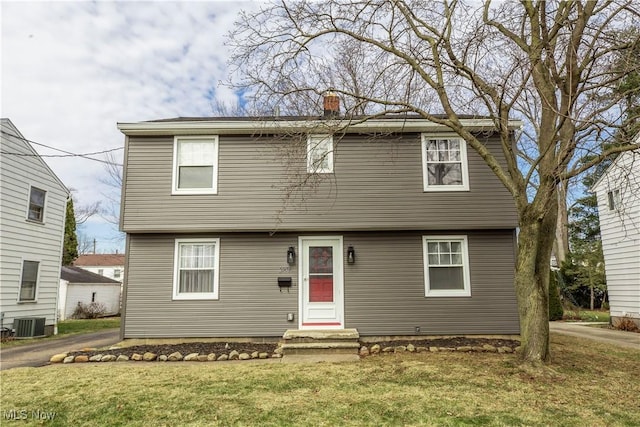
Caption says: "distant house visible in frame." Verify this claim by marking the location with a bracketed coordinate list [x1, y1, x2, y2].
[0, 118, 69, 337]
[592, 139, 640, 327]
[73, 254, 125, 281]
[116, 95, 521, 340]
[58, 266, 121, 320]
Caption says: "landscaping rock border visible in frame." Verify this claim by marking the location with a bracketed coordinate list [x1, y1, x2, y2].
[49, 337, 520, 364]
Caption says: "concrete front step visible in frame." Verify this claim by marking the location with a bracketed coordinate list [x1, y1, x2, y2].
[282, 328, 360, 342]
[280, 342, 361, 355]
[281, 329, 360, 356]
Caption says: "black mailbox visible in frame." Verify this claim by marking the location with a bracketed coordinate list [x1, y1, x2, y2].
[277, 277, 292, 288]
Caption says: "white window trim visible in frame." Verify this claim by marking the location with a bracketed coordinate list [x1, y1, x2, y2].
[172, 238, 220, 300]
[423, 235, 471, 297]
[307, 134, 334, 174]
[421, 134, 470, 192]
[26, 185, 47, 224]
[171, 135, 219, 195]
[607, 189, 620, 211]
[18, 259, 40, 303]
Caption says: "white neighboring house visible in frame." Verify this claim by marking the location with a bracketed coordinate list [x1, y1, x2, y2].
[58, 266, 121, 320]
[0, 118, 69, 337]
[73, 254, 125, 281]
[592, 140, 640, 327]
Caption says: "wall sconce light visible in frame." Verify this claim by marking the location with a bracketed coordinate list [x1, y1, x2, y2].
[347, 246, 355, 264]
[287, 246, 296, 265]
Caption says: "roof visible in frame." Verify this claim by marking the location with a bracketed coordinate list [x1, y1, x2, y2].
[61, 266, 121, 284]
[73, 254, 125, 267]
[0, 118, 70, 195]
[118, 115, 523, 136]
[591, 132, 640, 192]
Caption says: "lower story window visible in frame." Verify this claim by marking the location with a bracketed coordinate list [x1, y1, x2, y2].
[423, 236, 471, 297]
[19, 260, 39, 301]
[173, 238, 220, 300]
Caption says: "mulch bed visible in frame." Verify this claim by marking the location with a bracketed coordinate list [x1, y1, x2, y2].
[69, 337, 520, 359]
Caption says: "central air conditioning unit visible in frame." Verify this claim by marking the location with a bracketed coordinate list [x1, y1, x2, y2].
[13, 317, 46, 338]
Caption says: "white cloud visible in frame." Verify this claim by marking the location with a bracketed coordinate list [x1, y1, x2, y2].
[1, 0, 256, 252]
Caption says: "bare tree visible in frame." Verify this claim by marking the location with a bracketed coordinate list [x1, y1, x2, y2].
[68, 188, 101, 225]
[99, 151, 123, 227]
[229, 0, 640, 367]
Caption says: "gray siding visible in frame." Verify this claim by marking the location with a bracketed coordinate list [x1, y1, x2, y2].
[123, 230, 518, 338]
[0, 119, 68, 332]
[122, 134, 517, 233]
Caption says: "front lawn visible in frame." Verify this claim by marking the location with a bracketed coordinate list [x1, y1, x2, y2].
[1, 333, 638, 426]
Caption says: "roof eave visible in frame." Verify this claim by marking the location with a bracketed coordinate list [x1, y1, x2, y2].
[117, 118, 523, 136]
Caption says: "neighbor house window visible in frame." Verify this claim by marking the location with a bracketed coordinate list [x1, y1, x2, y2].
[114, 269, 121, 279]
[423, 236, 471, 297]
[98, 269, 104, 276]
[19, 260, 39, 302]
[172, 136, 219, 194]
[307, 134, 333, 173]
[27, 186, 46, 222]
[421, 135, 469, 191]
[607, 189, 620, 211]
[173, 239, 220, 300]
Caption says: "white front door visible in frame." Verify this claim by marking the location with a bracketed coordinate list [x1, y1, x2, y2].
[299, 236, 344, 329]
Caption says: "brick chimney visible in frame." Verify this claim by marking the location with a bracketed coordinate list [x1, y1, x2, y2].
[323, 91, 340, 118]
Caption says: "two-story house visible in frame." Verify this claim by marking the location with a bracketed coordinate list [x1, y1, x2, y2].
[117, 97, 521, 340]
[592, 138, 640, 328]
[1, 118, 69, 337]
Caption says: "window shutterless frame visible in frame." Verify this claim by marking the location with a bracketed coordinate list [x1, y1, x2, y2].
[172, 238, 220, 300]
[172, 136, 219, 195]
[421, 134, 470, 191]
[423, 235, 471, 297]
[307, 134, 334, 174]
[18, 260, 40, 302]
[26, 186, 47, 223]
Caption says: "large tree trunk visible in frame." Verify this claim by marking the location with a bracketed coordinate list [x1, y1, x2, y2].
[515, 202, 558, 366]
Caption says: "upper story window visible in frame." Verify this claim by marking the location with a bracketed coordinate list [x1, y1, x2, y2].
[114, 269, 121, 279]
[307, 134, 334, 173]
[423, 236, 471, 297]
[172, 136, 219, 194]
[607, 189, 620, 211]
[421, 135, 469, 191]
[19, 260, 39, 302]
[173, 238, 220, 300]
[27, 186, 46, 222]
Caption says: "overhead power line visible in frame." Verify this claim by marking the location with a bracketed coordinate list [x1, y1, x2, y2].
[1, 130, 123, 166]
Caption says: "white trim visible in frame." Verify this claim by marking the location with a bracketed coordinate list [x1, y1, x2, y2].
[421, 134, 470, 192]
[18, 259, 40, 303]
[171, 135, 219, 195]
[25, 185, 47, 224]
[423, 235, 471, 297]
[118, 118, 523, 136]
[172, 238, 220, 300]
[307, 134, 334, 174]
[298, 235, 345, 329]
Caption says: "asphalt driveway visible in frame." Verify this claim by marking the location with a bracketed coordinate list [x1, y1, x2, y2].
[0, 329, 120, 370]
[550, 321, 640, 350]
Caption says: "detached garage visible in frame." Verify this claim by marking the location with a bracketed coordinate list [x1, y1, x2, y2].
[59, 266, 121, 320]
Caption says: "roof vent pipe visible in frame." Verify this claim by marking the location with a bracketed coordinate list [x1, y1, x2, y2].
[323, 91, 340, 118]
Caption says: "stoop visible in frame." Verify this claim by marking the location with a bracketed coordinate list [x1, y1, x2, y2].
[280, 329, 360, 362]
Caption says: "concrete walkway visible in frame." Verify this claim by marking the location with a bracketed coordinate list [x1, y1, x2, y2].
[550, 322, 640, 350]
[0, 329, 120, 370]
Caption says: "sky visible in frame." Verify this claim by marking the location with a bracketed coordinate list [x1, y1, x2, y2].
[1, 0, 256, 253]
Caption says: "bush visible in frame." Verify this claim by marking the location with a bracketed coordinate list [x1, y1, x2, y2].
[72, 302, 107, 319]
[549, 270, 564, 321]
[613, 316, 640, 333]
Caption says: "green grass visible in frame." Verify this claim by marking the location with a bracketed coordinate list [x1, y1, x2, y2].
[1, 333, 638, 426]
[563, 309, 610, 323]
[1, 318, 120, 348]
